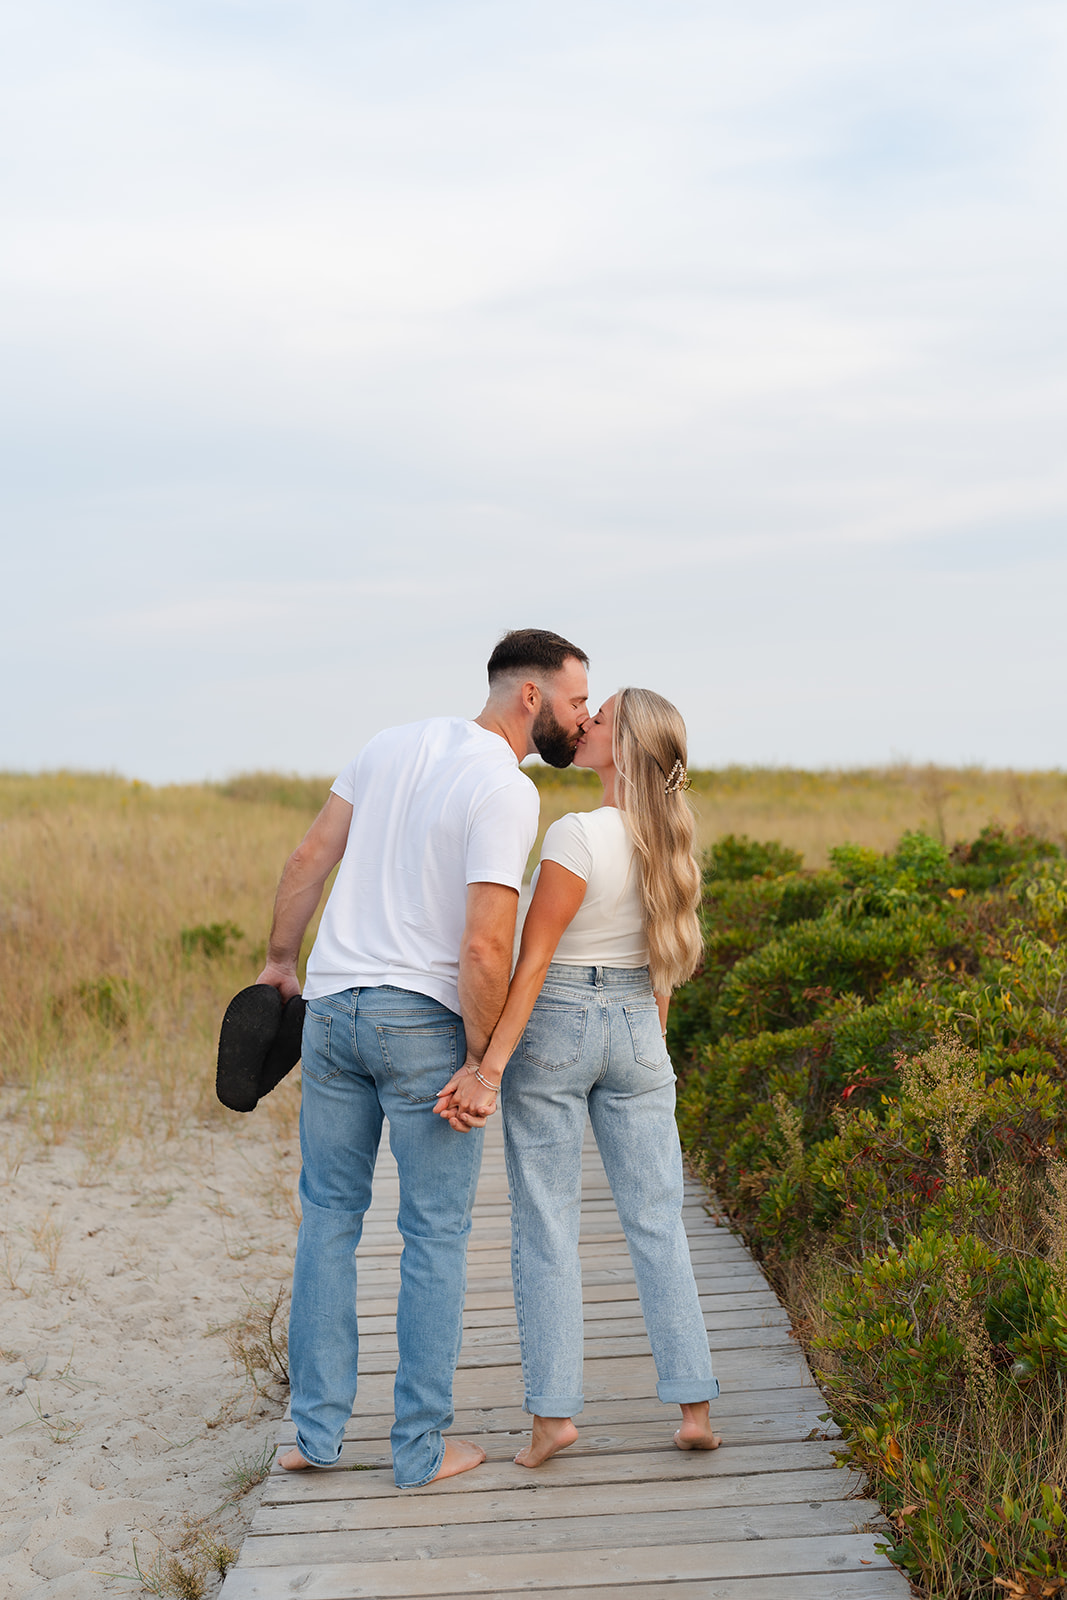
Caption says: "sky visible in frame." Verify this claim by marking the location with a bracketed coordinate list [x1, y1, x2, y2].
[3, 0, 1065, 782]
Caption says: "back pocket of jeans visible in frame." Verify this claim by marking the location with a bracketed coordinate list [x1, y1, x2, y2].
[376, 1022, 459, 1103]
[623, 1003, 669, 1070]
[520, 1006, 586, 1071]
[300, 1003, 341, 1083]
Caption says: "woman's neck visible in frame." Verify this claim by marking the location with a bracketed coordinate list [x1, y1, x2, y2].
[597, 767, 618, 808]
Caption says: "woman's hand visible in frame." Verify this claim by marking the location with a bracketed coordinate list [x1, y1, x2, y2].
[434, 1059, 501, 1131]
[437, 862, 586, 1132]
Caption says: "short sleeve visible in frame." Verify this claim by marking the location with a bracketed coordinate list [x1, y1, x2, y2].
[465, 776, 540, 890]
[330, 756, 361, 804]
[540, 813, 594, 883]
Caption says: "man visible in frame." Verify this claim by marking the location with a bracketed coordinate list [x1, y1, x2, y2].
[256, 628, 589, 1487]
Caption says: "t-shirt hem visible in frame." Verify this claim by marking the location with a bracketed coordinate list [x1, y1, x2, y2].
[464, 870, 525, 892]
[547, 958, 649, 967]
[302, 973, 461, 1016]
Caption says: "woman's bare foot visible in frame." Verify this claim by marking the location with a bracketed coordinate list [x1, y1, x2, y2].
[674, 1401, 721, 1451]
[277, 1446, 314, 1470]
[514, 1416, 579, 1468]
[429, 1437, 486, 1481]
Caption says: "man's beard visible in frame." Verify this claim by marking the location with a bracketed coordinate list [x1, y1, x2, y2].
[532, 703, 579, 769]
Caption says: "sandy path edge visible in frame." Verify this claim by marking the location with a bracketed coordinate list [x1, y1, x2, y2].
[1, 1115, 301, 1600]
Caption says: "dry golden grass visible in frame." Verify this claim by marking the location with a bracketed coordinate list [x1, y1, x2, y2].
[0, 772, 317, 1151]
[3, 764, 1064, 1150]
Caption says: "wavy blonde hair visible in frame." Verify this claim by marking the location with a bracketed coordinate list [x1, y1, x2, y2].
[612, 687, 703, 993]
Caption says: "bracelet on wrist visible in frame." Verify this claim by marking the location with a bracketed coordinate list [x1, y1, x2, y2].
[473, 1068, 501, 1093]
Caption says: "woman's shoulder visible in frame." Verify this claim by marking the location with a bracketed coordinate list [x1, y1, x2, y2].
[545, 806, 622, 842]
[547, 806, 631, 855]
[557, 804, 624, 828]
[543, 809, 592, 850]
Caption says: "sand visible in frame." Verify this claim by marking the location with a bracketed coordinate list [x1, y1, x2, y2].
[0, 1105, 301, 1599]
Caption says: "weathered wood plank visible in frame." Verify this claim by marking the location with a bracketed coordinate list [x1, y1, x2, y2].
[219, 1533, 897, 1597]
[354, 1287, 782, 1330]
[353, 1265, 765, 1297]
[412, 1580, 908, 1600]
[260, 1441, 851, 1504]
[354, 1304, 789, 1350]
[282, 1385, 837, 1440]
[276, 1415, 838, 1464]
[224, 1577, 906, 1600]
[332, 1346, 816, 1413]
[239, 1497, 884, 1565]
[351, 1325, 795, 1374]
[254, 1465, 863, 1531]
[353, 1249, 753, 1287]
[274, 1421, 838, 1474]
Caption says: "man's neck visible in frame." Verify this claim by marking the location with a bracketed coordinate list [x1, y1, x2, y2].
[473, 711, 528, 764]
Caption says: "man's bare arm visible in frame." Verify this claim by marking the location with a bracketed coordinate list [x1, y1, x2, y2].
[255, 792, 353, 999]
[455, 881, 521, 1063]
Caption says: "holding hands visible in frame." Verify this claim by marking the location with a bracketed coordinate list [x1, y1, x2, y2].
[434, 1058, 502, 1131]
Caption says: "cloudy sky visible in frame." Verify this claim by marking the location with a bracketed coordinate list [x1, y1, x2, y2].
[3, 0, 1065, 781]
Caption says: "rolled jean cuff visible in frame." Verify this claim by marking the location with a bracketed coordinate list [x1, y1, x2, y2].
[525, 1394, 585, 1418]
[394, 1441, 445, 1490]
[656, 1377, 720, 1404]
[293, 1433, 343, 1468]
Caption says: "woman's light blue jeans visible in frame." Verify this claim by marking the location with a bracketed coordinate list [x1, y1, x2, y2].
[502, 963, 718, 1418]
[290, 986, 484, 1488]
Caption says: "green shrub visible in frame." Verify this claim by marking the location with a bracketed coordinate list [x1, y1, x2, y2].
[703, 833, 803, 882]
[180, 921, 244, 960]
[52, 975, 145, 1031]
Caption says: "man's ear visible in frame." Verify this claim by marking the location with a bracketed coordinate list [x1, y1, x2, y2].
[520, 680, 541, 714]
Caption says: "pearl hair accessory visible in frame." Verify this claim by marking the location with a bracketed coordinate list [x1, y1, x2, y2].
[664, 759, 690, 795]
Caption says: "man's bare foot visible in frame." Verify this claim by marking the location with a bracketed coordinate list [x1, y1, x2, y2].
[277, 1446, 314, 1470]
[514, 1416, 578, 1468]
[428, 1437, 486, 1481]
[674, 1401, 721, 1452]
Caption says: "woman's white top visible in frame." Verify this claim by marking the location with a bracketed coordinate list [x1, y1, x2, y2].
[534, 806, 650, 968]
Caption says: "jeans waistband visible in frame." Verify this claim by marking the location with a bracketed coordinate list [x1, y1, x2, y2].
[543, 963, 652, 990]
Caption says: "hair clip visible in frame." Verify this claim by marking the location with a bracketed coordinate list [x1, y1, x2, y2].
[665, 759, 690, 794]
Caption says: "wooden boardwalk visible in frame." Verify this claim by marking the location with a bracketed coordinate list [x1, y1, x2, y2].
[220, 1116, 909, 1600]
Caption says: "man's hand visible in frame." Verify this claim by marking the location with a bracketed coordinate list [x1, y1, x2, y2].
[434, 1057, 500, 1131]
[255, 961, 303, 1001]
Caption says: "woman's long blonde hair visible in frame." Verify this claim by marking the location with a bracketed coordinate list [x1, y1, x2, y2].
[612, 687, 703, 993]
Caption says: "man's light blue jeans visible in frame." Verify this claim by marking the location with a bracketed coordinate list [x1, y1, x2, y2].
[502, 963, 718, 1418]
[289, 986, 484, 1488]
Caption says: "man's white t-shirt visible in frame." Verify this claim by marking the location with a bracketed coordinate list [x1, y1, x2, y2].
[303, 718, 539, 1015]
[535, 806, 650, 968]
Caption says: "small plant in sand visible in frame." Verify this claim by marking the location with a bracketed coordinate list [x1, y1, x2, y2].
[212, 1284, 290, 1412]
[1, 1234, 29, 1295]
[185, 1529, 237, 1579]
[124, 1538, 213, 1600]
[111, 1518, 238, 1599]
[29, 1211, 64, 1275]
[223, 1436, 276, 1498]
[22, 1392, 83, 1444]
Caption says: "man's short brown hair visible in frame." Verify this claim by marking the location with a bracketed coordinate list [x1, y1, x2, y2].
[487, 628, 589, 684]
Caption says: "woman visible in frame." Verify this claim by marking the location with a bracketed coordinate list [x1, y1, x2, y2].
[436, 687, 720, 1467]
